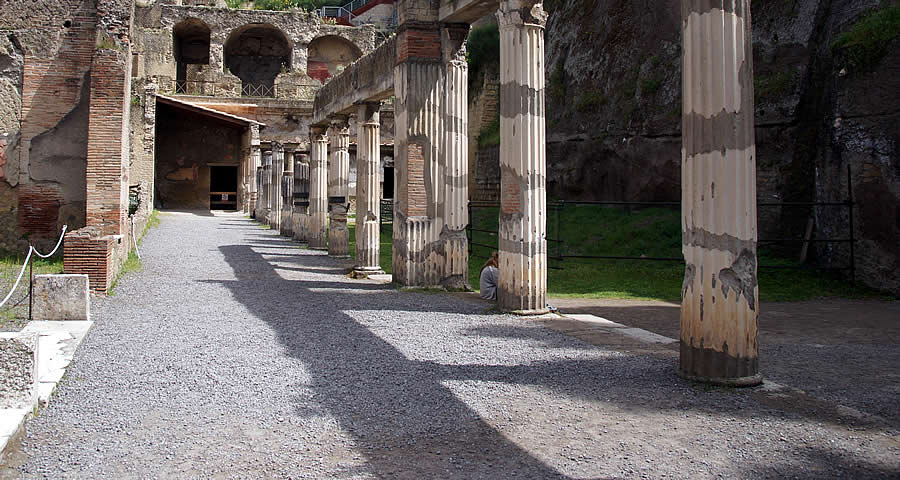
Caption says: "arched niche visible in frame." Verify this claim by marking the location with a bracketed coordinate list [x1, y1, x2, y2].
[173, 18, 211, 90]
[307, 35, 363, 84]
[224, 24, 291, 96]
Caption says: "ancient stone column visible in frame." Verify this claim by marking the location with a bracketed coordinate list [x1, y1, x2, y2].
[441, 25, 471, 289]
[271, 143, 284, 230]
[355, 102, 384, 275]
[308, 128, 329, 250]
[280, 147, 295, 237]
[496, 0, 549, 314]
[679, 0, 760, 386]
[392, 25, 444, 286]
[328, 118, 351, 258]
[293, 153, 311, 242]
[260, 149, 272, 224]
[249, 144, 260, 217]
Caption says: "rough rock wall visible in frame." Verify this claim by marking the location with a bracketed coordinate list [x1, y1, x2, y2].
[542, 0, 900, 294]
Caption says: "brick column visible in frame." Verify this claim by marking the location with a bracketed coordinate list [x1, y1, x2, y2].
[293, 153, 311, 242]
[497, 0, 549, 314]
[392, 23, 444, 286]
[355, 102, 384, 275]
[281, 146, 295, 237]
[328, 118, 351, 258]
[309, 127, 329, 250]
[679, 0, 761, 386]
[441, 24, 471, 290]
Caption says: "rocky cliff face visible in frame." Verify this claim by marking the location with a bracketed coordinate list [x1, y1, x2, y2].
[540, 0, 900, 294]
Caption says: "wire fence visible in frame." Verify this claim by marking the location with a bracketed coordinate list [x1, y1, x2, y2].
[0, 226, 67, 327]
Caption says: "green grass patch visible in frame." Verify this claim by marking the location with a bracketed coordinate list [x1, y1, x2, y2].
[348, 223, 393, 274]
[108, 250, 141, 296]
[0, 250, 64, 328]
[832, 5, 900, 71]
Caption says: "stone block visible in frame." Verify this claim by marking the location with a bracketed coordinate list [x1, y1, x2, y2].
[0, 333, 38, 409]
[32, 274, 90, 321]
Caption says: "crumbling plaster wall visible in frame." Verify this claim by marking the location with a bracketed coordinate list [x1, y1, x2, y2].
[0, 0, 97, 252]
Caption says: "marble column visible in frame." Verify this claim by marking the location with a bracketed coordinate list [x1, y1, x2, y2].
[679, 0, 760, 386]
[328, 117, 351, 258]
[260, 148, 272, 224]
[496, 0, 549, 314]
[308, 127, 329, 250]
[440, 24, 471, 290]
[354, 102, 384, 275]
[271, 142, 284, 230]
[293, 153, 311, 243]
[280, 146, 295, 237]
[249, 144, 260, 217]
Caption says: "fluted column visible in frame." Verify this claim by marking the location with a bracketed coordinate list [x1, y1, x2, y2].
[249, 144, 260, 217]
[441, 25, 471, 290]
[271, 142, 284, 230]
[679, 0, 760, 386]
[355, 102, 384, 274]
[280, 146, 295, 237]
[328, 117, 351, 258]
[496, 0, 548, 314]
[293, 153, 311, 243]
[309, 127, 329, 250]
[260, 149, 272, 224]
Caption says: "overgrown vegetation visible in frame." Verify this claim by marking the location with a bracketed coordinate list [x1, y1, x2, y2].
[466, 24, 500, 91]
[832, 5, 900, 71]
[548, 61, 567, 101]
[252, 0, 344, 12]
[477, 116, 500, 148]
[754, 70, 793, 103]
[575, 90, 607, 113]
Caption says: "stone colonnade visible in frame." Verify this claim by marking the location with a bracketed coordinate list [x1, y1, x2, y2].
[301, 0, 760, 385]
[293, 154, 311, 242]
[280, 144, 297, 237]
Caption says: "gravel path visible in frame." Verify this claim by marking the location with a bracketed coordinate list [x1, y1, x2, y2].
[4, 212, 898, 479]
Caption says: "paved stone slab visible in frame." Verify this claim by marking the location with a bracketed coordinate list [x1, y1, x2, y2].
[0, 333, 38, 410]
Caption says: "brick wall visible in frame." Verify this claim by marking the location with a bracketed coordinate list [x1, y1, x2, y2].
[63, 227, 113, 293]
[396, 27, 440, 62]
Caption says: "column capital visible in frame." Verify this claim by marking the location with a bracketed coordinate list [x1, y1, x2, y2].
[309, 126, 328, 141]
[357, 102, 381, 126]
[328, 114, 350, 130]
[496, 0, 547, 29]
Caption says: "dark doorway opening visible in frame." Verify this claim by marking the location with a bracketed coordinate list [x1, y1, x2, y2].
[210, 165, 238, 210]
[383, 166, 394, 199]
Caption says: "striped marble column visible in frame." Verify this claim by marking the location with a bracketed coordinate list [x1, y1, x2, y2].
[271, 143, 284, 230]
[328, 118, 351, 258]
[293, 153, 311, 243]
[308, 128, 329, 250]
[679, 0, 760, 386]
[496, 0, 549, 314]
[280, 146, 295, 238]
[441, 24, 471, 290]
[354, 102, 384, 275]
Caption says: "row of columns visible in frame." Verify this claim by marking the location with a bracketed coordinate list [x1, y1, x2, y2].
[271, 0, 759, 386]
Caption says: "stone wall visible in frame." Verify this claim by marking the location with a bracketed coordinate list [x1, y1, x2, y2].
[542, 0, 900, 294]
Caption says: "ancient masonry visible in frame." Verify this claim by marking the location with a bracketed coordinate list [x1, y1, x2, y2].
[5, 0, 765, 383]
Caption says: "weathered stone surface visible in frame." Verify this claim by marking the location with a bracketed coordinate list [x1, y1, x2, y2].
[32, 274, 91, 321]
[0, 332, 38, 409]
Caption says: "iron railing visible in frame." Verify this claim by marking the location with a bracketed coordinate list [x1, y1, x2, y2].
[241, 83, 275, 98]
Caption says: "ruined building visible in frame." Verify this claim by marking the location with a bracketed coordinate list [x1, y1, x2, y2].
[1, 0, 381, 292]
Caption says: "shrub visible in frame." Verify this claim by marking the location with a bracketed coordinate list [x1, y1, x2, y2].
[832, 6, 900, 71]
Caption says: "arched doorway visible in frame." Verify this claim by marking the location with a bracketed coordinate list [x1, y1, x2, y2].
[173, 18, 211, 93]
[307, 35, 362, 83]
[224, 24, 291, 97]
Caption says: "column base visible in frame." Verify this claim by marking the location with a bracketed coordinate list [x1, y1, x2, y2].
[351, 267, 385, 278]
[678, 370, 763, 387]
[504, 307, 551, 316]
[309, 246, 328, 251]
[329, 254, 351, 259]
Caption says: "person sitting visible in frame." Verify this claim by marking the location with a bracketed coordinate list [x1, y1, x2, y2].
[479, 251, 499, 300]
